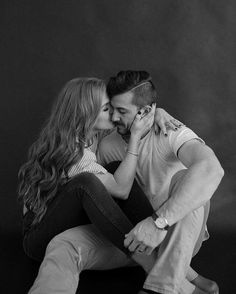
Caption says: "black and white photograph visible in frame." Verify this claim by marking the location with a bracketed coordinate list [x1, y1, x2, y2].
[1, 1, 236, 293]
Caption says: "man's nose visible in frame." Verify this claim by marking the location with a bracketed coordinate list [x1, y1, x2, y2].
[111, 111, 120, 122]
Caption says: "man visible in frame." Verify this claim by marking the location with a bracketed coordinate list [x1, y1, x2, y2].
[29, 71, 223, 294]
[96, 70, 224, 293]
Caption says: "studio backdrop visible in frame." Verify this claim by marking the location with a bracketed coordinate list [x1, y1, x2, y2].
[1, 1, 236, 292]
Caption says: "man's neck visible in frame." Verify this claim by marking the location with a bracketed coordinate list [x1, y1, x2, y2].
[121, 133, 130, 143]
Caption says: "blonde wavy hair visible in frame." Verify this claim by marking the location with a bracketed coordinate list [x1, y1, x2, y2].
[18, 77, 106, 225]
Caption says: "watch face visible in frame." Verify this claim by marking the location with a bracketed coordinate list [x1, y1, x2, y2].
[155, 217, 166, 229]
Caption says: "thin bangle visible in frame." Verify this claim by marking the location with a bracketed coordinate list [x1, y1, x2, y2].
[127, 150, 139, 157]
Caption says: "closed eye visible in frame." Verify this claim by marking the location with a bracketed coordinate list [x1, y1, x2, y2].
[118, 109, 127, 114]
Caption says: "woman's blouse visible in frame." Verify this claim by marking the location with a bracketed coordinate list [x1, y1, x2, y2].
[67, 134, 108, 177]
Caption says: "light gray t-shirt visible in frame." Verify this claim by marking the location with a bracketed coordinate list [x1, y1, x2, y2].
[97, 126, 204, 210]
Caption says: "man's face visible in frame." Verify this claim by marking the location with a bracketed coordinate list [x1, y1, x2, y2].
[110, 91, 139, 135]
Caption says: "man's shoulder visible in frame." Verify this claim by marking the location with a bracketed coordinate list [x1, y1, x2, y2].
[168, 126, 202, 142]
[99, 129, 124, 149]
[98, 129, 126, 164]
[166, 126, 204, 156]
[144, 126, 202, 153]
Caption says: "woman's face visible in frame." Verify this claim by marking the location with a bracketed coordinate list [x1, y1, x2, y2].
[93, 92, 114, 131]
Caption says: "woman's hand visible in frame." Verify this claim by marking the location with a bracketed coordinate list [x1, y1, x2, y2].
[130, 103, 156, 139]
[154, 108, 184, 136]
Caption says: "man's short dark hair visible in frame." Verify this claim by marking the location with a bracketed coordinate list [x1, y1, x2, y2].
[107, 70, 158, 107]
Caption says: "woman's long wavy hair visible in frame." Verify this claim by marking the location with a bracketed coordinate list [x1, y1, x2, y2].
[18, 77, 105, 226]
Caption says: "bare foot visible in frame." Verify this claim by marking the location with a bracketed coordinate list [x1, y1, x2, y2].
[191, 275, 219, 294]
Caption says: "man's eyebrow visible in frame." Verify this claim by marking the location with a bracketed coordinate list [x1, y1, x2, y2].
[117, 107, 128, 111]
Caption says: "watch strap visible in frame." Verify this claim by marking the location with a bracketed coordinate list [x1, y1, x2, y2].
[151, 212, 170, 230]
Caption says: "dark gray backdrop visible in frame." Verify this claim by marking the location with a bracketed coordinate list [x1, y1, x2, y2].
[1, 1, 236, 293]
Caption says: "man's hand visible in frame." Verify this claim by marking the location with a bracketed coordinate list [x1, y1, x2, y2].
[124, 216, 167, 255]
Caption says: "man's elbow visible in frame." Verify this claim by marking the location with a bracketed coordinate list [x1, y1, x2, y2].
[205, 157, 224, 184]
[217, 163, 225, 181]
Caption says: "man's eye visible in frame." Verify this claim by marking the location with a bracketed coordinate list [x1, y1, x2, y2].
[103, 108, 109, 112]
[118, 110, 126, 114]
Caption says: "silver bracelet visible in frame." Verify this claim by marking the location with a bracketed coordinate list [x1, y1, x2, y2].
[127, 150, 139, 157]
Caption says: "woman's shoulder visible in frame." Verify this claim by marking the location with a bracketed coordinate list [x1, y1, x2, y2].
[68, 147, 107, 178]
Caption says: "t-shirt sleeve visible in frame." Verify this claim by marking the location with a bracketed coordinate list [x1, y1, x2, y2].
[68, 148, 108, 178]
[97, 128, 117, 144]
[168, 127, 205, 157]
[97, 131, 126, 166]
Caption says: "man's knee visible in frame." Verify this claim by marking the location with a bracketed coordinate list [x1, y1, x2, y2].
[169, 169, 210, 225]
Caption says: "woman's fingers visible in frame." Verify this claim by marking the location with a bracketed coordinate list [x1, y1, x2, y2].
[164, 119, 184, 133]
[142, 104, 156, 123]
[131, 104, 156, 136]
[157, 119, 168, 136]
[164, 121, 177, 131]
[166, 118, 184, 129]
[171, 119, 184, 127]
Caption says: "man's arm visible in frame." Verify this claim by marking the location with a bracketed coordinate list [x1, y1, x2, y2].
[124, 139, 224, 254]
[157, 139, 224, 226]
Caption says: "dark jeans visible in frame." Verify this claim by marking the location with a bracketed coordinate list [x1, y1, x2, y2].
[23, 162, 154, 262]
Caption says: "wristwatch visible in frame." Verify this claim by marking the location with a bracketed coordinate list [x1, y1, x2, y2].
[151, 212, 170, 231]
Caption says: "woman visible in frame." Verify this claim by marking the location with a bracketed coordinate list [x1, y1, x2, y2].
[18, 77, 182, 292]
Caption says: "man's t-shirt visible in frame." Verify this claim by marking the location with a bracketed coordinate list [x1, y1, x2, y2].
[97, 126, 204, 210]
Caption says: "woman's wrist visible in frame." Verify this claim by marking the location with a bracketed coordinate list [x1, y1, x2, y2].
[127, 150, 139, 157]
[127, 137, 140, 156]
[129, 133, 140, 147]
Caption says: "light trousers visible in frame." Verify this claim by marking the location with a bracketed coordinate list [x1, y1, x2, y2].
[27, 166, 210, 294]
[28, 205, 209, 294]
